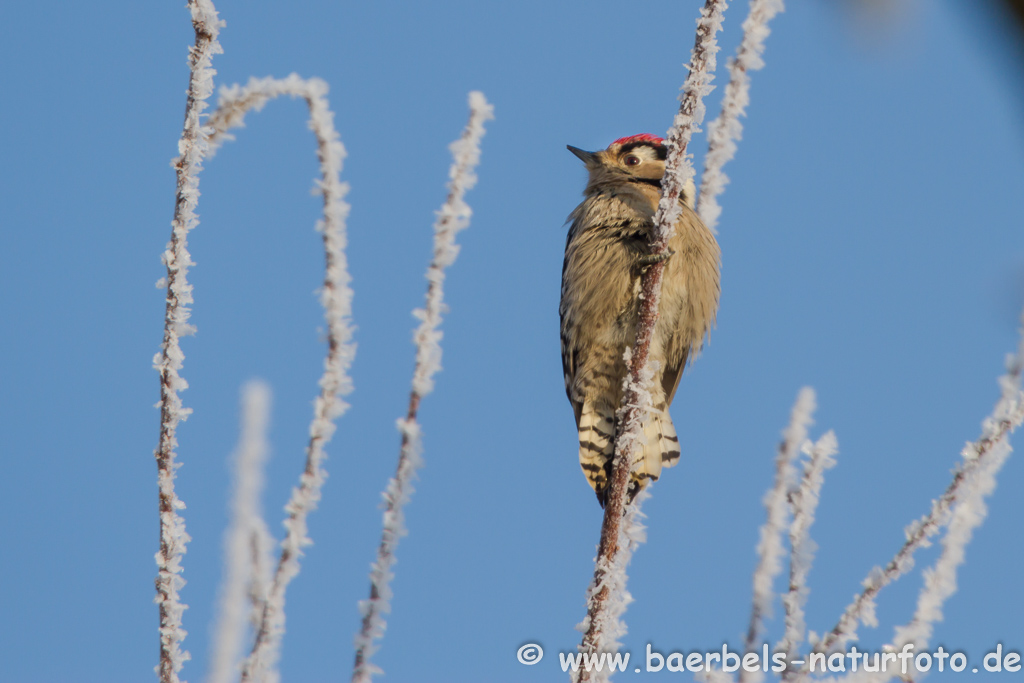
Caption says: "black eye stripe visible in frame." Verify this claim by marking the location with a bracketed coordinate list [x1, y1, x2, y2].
[618, 141, 668, 160]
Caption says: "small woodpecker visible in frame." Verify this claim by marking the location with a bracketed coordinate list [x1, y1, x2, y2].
[559, 134, 720, 506]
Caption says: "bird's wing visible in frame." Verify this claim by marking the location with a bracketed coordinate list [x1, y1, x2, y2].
[661, 348, 689, 406]
[560, 316, 584, 428]
[561, 212, 585, 429]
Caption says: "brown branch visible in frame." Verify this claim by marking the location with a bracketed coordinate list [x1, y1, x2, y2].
[352, 93, 493, 683]
[154, 2, 223, 682]
[574, 2, 728, 678]
[815, 413, 1023, 656]
[231, 78, 355, 683]
[815, 343, 1024, 655]
[185, 72, 355, 683]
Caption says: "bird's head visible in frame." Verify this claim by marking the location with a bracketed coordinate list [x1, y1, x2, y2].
[568, 133, 667, 186]
[567, 134, 695, 208]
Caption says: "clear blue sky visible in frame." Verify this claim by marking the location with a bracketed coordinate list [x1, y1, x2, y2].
[1, 1, 1022, 681]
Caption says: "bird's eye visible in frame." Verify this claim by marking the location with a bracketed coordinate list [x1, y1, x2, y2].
[623, 155, 641, 167]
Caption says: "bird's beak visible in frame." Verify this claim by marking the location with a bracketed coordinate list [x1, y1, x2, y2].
[567, 145, 596, 165]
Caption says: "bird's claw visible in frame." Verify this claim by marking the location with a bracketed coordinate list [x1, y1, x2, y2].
[638, 249, 675, 268]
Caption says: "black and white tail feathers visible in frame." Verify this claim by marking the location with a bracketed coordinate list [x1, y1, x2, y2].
[578, 400, 681, 507]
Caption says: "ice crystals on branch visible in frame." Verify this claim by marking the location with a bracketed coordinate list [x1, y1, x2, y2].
[181, 72, 355, 683]
[780, 430, 838, 675]
[813, 320, 1024, 683]
[697, 0, 785, 233]
[813, 317, 1024, 660]
[208, 382, 274, 683]
[739, 387, 816, 683]
[573, 2, 731, 681]
[351, 91, 493, 683]
[153, 2, 224, 681]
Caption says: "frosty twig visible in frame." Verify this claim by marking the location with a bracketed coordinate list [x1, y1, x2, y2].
[573, 2, 728, 680]
[697, 0, 785, 232]
[352, 91, 493, 683]
[153, 2, 223, 681]
[739, 388, 815, 683]
[208, 382, 273, 683]
[203, 75, 356, 683]
[814, 316, 1024, 658]
[866, 437, 1017, 683]
[779, 431, 838, 678]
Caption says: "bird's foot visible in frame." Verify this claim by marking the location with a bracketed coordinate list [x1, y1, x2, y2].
[637, 249, 675, 268]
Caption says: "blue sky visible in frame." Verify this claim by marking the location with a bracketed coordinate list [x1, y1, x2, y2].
[1, 1, 1022, 681]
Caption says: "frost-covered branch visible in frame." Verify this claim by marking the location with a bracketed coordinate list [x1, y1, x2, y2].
[573, 2, 729, 680]
[153, 2, 223, 681]
[779, 430, 838, 678]
[206, 74, 323, 151]
[814, 318, 1024, 657]
[851, 450, 1014, 683]
[208, 381, 274, 683]
[351, 91, 493, 683]
[837, 446, 1017, 683]
[202, 76, 356, 683]
[249, 522, 274, 621]
[573, 486, 650, 683]
[697, 0, 785, 232]
[738, 388, 815, 683]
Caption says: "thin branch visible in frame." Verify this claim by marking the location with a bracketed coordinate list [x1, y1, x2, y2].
[208, 381, 273, 683]
[843, 442, 1018, 683]
[875, 450, 1010, 683]
[203, 75, 356, 683]
[814, 316, 1024, 656]
[573, 2, 729, 680]
[351, 91, 493, 683]
[739, 388, 816, 683]
[697, 0, 785, 232]
[206, 74, 323, 151]
[572, 485, 651, 683]
[153, 2, 223, 681]
[779, 430, 838, 681]
[248, 524, 274, 645]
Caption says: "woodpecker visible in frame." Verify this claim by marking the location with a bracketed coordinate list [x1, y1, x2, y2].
[560, 134, 720, 507]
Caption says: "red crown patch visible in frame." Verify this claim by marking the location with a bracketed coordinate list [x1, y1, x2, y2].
[611, 133, 664, 147]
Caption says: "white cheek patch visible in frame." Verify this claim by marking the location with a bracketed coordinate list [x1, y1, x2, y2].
[637, 146, 660, 162]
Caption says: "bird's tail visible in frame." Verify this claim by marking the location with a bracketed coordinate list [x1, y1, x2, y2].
[578, 402, 681, 507]
[578, 402, 616, 498]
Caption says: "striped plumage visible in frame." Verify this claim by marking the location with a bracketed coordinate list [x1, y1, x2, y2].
[559, 134, 720, 506]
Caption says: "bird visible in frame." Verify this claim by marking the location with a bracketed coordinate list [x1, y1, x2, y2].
[559, 133, 720, 507]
